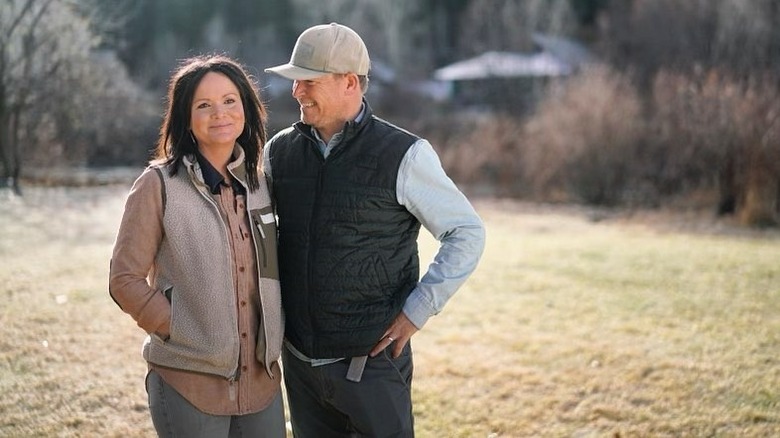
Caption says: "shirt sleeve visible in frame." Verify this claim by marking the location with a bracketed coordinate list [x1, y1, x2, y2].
[108, 167, 170, 334]
[398, 139, 486, 329]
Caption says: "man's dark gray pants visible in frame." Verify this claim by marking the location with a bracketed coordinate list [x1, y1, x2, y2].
[282, 343, 414, 437]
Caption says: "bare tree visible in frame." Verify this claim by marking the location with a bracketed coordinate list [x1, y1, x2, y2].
[596, 0, 780, 221]
[288, 0, 434, 77]
[713, 0, 780, 75]
[0, 0, 156, 192]
[0, 0, 94, 194]
[598, 0, 780, 83]
[458, 0, 577, 56]
[0, 0, 45, 193]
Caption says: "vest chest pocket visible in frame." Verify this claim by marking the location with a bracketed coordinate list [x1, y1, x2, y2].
[250, 207, 279, 280]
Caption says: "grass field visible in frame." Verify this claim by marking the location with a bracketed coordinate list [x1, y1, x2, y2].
[1, 185, 779, 437]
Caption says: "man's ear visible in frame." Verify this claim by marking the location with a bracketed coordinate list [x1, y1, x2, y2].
[344, 73, 361, 95]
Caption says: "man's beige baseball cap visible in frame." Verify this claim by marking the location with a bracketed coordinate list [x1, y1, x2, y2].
[265, 23, 370, 80]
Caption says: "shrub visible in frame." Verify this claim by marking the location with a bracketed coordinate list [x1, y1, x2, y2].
[521, 64, 645, 205]
[649, 69, 780, 225]
[405, 110, 524, 197]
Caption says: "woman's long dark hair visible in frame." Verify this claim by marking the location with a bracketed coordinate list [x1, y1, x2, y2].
[153, 54, 267, 191]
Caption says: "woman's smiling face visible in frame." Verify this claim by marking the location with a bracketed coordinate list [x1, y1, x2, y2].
[190, 71, 245, 152]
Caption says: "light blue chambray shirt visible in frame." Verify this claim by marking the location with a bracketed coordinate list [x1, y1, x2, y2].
[263, 105, 486, 364]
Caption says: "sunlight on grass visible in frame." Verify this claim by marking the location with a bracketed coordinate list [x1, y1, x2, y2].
[1, 188, 779, 437]
[412, 201, 780, 437]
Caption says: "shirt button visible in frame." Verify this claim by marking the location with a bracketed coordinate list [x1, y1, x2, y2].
[242, 365, 248, 372]
[238, 266, 245, 272]
[243, 232, 249, 238]
[241, 332, 247, 338]
[240, 300, 247, 307]
[238, 203, 244, 209]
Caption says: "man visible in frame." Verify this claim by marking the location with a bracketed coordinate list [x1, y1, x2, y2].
[264, 22, 485, 437]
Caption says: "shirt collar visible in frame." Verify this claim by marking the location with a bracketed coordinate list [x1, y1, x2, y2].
[312, 102, 366, 144]
[195, 150, 229, 194]
[353, 102, 366, 124]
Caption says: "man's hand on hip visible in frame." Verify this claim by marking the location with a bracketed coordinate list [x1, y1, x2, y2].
[370, 312, 419, 358]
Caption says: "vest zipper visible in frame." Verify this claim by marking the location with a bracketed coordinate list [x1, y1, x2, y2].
[228, 365, 241, 402]
[190, 164, 241, 380]
[306, 160, 326, 354]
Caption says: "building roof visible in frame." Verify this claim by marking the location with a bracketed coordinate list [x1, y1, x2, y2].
[434, 51, 572, 81]
[433, 34, 592, 82]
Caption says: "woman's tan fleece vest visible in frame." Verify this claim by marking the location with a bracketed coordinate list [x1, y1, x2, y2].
[142, 151, 283, 379]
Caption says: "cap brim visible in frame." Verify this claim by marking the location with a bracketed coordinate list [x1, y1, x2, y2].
[264, 64, 330, 81]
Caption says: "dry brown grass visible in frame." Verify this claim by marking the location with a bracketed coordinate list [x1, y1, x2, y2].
[0, 185, 151, 437]
[1, 187, 779, 437]
[413, 199, 780, 437]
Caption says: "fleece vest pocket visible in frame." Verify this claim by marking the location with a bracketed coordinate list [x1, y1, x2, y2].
[250, 206, 279, 280]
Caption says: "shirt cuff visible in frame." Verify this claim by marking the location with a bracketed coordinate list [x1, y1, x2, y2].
[402, 290, 436, 329]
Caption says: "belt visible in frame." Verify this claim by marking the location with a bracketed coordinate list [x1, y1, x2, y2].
[346, 356, 368, 382]
[285, 341, 368, 382]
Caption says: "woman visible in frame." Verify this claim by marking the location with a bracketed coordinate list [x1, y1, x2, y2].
[109, 55, 284, 437]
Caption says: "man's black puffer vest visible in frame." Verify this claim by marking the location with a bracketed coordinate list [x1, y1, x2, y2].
[268, 104, 421, 359]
